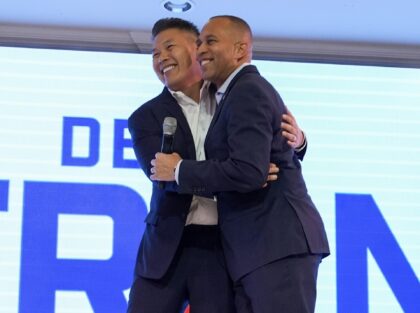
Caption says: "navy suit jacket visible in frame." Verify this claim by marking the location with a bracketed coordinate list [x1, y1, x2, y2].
[179, 65, 330, 281]
[129, 78, 309, 280]
[128, 88, 197, 279]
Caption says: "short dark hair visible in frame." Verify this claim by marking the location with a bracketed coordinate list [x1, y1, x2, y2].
[152, 18, 199, 39]
[210, 15, 253, 39]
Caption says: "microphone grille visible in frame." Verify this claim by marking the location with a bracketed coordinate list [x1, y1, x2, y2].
[163, 117, 177, 135]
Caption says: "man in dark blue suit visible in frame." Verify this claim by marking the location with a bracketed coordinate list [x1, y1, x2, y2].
[126, 18, 236, 313]
[152, 16, 330, 313]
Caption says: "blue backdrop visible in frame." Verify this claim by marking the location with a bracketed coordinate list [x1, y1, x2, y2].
[0, 46, 419, 312]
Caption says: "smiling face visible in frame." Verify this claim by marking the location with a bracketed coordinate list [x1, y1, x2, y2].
[197, 17, 251, 88]
[152, 28, 202, 92]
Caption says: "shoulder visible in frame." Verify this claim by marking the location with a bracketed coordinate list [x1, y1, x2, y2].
[227, 68, 285, 114]
[232, 69, 276, 99]
[231, 66, 271, 91]
[128, 88, 171, 124]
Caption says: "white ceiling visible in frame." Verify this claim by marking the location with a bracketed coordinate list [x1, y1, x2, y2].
[1, 0, 420, 66]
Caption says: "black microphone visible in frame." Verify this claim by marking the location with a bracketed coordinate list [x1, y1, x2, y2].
[158, 117, 177, 189]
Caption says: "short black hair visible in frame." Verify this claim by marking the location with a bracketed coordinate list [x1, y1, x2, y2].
[210, 15, 253, 39]
[152, 18, 199, 39]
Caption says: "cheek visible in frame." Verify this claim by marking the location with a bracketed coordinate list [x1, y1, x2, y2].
[153, 67, 164, 83]
[212, 56, 224, 72]
[182, 53, 194, 69]
[152, 62, 160, 75]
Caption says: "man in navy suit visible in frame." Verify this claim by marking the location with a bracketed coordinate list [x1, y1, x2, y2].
[152, 16, 330, 313]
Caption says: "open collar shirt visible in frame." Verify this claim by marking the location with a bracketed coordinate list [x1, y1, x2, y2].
[170, 81, 218, 225]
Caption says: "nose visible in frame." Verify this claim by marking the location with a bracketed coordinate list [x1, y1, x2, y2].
[158, 51, 169, 64]
[197, 43, 206, 55]
[197, 42, 206, 56]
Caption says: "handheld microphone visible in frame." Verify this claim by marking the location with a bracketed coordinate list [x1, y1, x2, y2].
[158, 117, 177, 189]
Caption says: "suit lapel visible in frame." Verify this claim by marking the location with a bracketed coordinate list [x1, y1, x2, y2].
[205, 65, 259, 143]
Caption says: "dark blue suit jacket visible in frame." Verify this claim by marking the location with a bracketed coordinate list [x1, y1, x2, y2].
[128, 88, 197, 279]
[129, 79, 310, 280]
[179, 65, 330, 281]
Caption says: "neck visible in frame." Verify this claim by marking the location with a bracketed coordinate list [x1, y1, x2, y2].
[216, 62, 247, 89]
[181, 80, 203, 103]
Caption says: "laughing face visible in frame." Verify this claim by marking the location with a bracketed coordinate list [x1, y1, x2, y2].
[152, 28, 201, 92]
[197, 18, 245, 88]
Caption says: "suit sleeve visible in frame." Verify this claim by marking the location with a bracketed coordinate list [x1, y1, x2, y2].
[178, 79, 282, 194]
[128, 107, 179, 192]
[295, 140, 307, 161]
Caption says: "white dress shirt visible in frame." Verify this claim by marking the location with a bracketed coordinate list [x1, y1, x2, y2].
[170, 81, 218, 225]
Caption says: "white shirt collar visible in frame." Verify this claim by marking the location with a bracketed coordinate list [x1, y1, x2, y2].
[168, 81, 211, 105]
[215, 63, 251, 104]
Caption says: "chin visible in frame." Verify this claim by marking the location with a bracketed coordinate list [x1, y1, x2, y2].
[165, 78, 175, 88]
[166, 81, 181, 91]
[202, 72, 212, 82]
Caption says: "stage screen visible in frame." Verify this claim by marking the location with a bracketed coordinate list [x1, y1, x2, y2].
[0, 46, 419, 313]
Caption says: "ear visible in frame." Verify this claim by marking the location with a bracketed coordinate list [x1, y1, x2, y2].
[234, 42, 248, 60]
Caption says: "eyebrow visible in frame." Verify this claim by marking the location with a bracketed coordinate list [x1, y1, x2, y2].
[199, 34, 214, 41]
[152, 39, 175, 53]
[162, 39, 174, 46]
